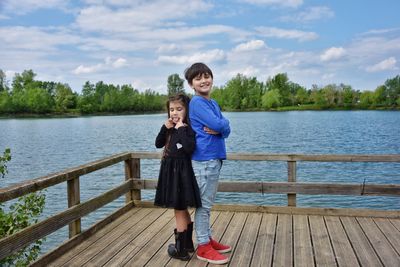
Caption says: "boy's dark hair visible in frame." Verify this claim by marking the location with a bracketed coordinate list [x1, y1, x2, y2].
[184, 62, 213, 85]
[166, 93, 191, 125]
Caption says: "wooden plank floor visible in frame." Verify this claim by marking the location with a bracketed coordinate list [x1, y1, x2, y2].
[47, 207, 400, 267]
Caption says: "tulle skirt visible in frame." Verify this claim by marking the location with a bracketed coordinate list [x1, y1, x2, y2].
[154, 158, 202, 210]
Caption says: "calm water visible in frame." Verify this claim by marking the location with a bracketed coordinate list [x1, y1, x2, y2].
[1, 111, 400, 254]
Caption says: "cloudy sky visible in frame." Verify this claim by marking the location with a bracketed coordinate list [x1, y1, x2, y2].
[1, 0, 399, 93]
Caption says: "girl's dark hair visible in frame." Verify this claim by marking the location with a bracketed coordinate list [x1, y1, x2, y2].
[166, 93, 191, 125]
[184, 62, 213, 85]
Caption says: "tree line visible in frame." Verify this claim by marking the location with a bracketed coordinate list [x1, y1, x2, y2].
[0, 69, 166, 114]
[0, 69, 399, 115]
[211, 73, 400, 110]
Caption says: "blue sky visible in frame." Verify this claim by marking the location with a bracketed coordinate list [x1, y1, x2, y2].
[1, 0, 399, 93]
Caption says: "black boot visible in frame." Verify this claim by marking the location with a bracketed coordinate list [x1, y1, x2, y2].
[185, 222, 194, 253]
[167, 229, 190, 261]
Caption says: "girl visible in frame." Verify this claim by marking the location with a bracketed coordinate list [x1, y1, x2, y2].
[154, 93, 202, 261]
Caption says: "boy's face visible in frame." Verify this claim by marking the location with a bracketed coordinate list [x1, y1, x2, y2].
[191, 73, 213, 97]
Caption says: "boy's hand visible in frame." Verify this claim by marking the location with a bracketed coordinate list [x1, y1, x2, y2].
[164, 118, 175, 129]
[204, 126, 219, 135]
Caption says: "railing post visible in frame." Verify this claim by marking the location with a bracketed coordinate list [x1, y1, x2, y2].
[288, 161, 297, 207]
[67, 176, 81, 238]
[125, 157, 141, 204]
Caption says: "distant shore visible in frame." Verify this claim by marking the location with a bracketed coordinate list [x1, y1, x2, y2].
[0, 105, 398, 119]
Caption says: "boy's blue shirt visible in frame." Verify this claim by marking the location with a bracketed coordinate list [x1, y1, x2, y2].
[189, 95, 230, 161]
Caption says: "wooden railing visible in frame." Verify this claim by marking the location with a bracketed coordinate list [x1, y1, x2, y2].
[0, 151, 399, 261]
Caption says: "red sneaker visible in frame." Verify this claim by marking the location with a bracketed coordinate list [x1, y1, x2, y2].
[197, 242, 229, 265]
[210, 238, 232, 253]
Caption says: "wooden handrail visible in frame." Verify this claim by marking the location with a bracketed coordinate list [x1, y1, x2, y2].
[2, 152, 399, 202]
[0, 152, 131, 202]
[131, 179, 400, 196]
[131, 152, 400, 162]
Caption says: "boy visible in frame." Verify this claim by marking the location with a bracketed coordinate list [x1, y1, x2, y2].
[185, 62, 231, 265]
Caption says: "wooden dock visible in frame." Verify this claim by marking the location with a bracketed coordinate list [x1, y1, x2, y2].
[43, 206, 400, 267]
[1, 151, 399, 266]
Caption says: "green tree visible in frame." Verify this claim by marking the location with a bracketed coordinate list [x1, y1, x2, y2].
[342, 84, 357, 107]
[224, 74, 245, 109]
[142, 89, 164, 111]
[26, 87, 53, 113]
[211, 86, 226, 109]
[102, 86, 121, 112]
[359, 91, 374, 108]
[261, 89, 281, 109]
[0, 91, 13, 113]
[310, 85, 326, 107]
[167, 74, 184, 96]
[373, 85, 387, 106]
[12, 70, 36, 93]
[223, 74, 264, 110]
[0, 69, 9, 92]
[288, 82, 305, 105]
[266, 73, 291, 106]
[54, 83, 77, 112]
[246, 77, 264, 109]
[0, 149, 46, 266]
[321, 84, 337, 107]
[295, 87, 309, 105]
[78, 81, 96, 113]
[384, 75, 400, 106]
[121, 85, 141, 111]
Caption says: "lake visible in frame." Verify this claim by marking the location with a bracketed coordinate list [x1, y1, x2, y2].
[1, 110, 400, 254]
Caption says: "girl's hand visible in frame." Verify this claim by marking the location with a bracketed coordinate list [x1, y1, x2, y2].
[174, 118, 186, 129]
[204, 126, 219, 135]
[164, 118, 174, 129]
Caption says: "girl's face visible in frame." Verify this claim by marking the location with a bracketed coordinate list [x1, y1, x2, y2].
[191, 73, 213, 98]
[169, 100, 186, 123]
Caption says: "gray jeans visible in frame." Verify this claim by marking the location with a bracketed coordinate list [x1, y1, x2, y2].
[192, 159, 222, 245]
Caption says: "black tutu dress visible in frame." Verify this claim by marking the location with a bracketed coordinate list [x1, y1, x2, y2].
[154, 124, 202, 210]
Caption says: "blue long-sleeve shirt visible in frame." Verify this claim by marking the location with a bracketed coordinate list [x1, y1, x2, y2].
[189, 95, 230, 161]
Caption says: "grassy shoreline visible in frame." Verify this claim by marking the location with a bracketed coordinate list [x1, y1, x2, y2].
[0, 106, 398, 119]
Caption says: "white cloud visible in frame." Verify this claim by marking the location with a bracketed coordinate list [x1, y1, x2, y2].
[1, 0, 69, 15]
[320, 47, 346, 62]
[241, 0, 303, 8]
[348, 36, 400, 58]
[322, 73, 335, 80]
[111, 57, 128, 68]
[228, 66, 260, 77]
[360, 28, 400, 36]
[366, 57, 397, 72]
[234, 40, 266, 52]
[281, 6, 334, 23]
[135, 25, 240, 42]
[0, 26, 79, 51]
[256, 27, 318, 42]
[157, 49, 226, 65]
[73, 64, 102, 74]
[72, 57, 128, 74]
[83, 0, 137, 7]
[76, 1, 213, 33]
[157, 44, 180, 54]
[131, 79, 151, 91]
